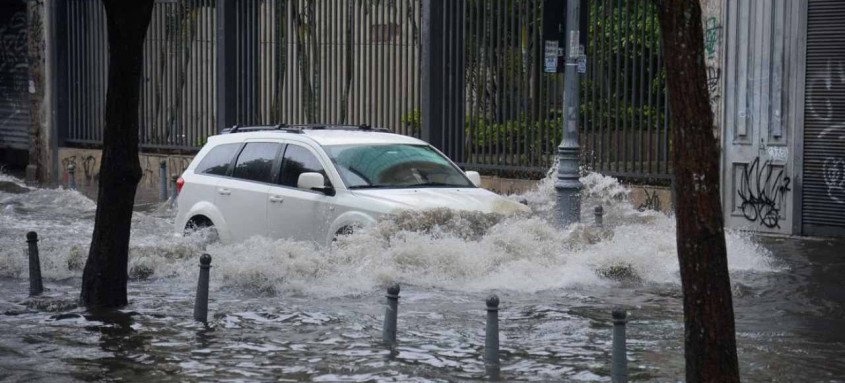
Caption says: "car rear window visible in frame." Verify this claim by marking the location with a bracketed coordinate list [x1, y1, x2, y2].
[232, 142, 281, 183]
[195, 143, 240, 176]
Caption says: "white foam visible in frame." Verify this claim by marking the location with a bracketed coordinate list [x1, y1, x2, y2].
[0, 171, 779, 297]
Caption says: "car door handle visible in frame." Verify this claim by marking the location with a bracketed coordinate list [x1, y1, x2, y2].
[217, 188, 231, 196]
[269, 195, 284, 203]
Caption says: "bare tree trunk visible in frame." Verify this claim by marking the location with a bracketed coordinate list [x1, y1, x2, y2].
[26, 0, 45, 184]
[654, 1, 740, 382]
[80, 0, 154, 309]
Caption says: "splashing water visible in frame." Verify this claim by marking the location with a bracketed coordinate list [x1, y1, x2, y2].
[3, 170, 842, 382]
[0, 170, 776, 296]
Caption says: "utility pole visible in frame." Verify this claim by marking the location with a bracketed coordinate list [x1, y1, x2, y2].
[555, 0, 582, 227]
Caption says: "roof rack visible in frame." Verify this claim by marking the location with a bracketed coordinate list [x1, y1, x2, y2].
[221, 123, 389, 134]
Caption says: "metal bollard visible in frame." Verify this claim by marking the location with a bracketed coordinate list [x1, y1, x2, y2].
[26, 232, 43, 296]
[159, 160, 168, 202]
[611, 308, 628, 383]
[383, 283, 400, 347]
[67, 164, 76, 190]
[170, 174, 179, 199]
[193, 254, 212, 323]
[595, 205, 604, 228]
[485, 295, 500, 380]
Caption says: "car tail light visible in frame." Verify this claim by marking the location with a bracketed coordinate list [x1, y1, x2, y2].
[176, 177, 185, 193]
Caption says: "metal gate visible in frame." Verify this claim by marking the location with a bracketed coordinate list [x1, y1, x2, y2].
[803, 0, 845, 236]
[0, 0, 31, 150]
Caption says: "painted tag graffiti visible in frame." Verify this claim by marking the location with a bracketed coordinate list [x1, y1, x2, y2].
[822, 157, 845, 204]
[737, 157, 791, 228]
[703, 17, 721, 60]
[807, 59, 845, 205]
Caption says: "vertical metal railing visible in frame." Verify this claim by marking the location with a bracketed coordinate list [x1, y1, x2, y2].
[65, 0, 217, 150]
[582, 0, 672, 180]
[59, 0, 669, 182]
[461, 0, 564, 176]
[232, 0, 421, 137]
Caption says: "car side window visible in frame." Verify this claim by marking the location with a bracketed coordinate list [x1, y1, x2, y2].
[195, 143, 240, 176]
[231, 142, 281, 183]
[278, 144, 327, 188]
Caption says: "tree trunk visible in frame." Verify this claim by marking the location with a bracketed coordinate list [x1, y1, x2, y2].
[80, 0, 154, 309]
[654, 1, 740, 382]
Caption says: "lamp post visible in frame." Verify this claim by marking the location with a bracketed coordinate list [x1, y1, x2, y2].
[555, 0, 583, 227]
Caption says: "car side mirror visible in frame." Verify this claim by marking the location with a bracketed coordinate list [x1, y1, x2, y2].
[465, 171, 482, 187]
[297, 172, 334, 195]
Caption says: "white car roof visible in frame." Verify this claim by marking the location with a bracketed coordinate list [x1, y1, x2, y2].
[205, 129, 427, 147]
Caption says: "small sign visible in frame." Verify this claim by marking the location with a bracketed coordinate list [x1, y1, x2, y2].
[545, 57, 558, 73]
[577, 55, 587, 74]
[767, 146, 788, 162]
[544, 40, 561, 73]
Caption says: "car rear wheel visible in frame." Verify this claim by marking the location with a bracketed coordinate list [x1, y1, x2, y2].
[185, 216, 219, 244]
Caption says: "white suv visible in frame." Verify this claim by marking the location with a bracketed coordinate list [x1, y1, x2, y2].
[174, 125, 528, 244]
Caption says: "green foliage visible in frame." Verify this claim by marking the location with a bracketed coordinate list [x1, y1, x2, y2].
[583, 0, 669, 132]
[400, 109, 421, 136]
[465, 116, 562, 153]
[400, 109, 562, 154]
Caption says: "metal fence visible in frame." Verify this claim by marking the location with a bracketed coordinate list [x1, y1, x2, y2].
[582, 0, 672, 180]
[225, 0, 421, 135]
[64, 0, 217, 150]
[59, 0, 671, 181]
[460, 0, 563, 174]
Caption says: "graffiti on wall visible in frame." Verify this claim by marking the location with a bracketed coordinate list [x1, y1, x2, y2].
[637, 188, 661, 212]
[704, 16, 721, 60]
[807, 59, 845, 204]
[61, 155, 98, 187]
[703, 16, 722, 114]
[823, 157, 845, 203]
[737, 157, 791, 228]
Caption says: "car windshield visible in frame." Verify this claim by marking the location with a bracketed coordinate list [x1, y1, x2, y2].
[325, 144, 474, 189]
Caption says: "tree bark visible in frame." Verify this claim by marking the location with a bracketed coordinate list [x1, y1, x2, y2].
[654, 1, 740, 382]
[26, 0, 46, 184]
[80, 0, 154, 309]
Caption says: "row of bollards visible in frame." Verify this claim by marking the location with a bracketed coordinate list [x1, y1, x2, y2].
[23, 232, 626, 380]
[377, 283, 628, 381]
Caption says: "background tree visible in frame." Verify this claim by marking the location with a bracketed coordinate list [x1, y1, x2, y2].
[654, 1, 740, 381]
[81, 0, 155, 309]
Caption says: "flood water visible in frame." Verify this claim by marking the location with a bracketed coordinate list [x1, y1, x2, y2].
[0, 172, 843, 382]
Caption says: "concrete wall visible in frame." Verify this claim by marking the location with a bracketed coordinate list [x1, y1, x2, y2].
[59, 147, 674, 214]
[58, 147, 193, 205]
